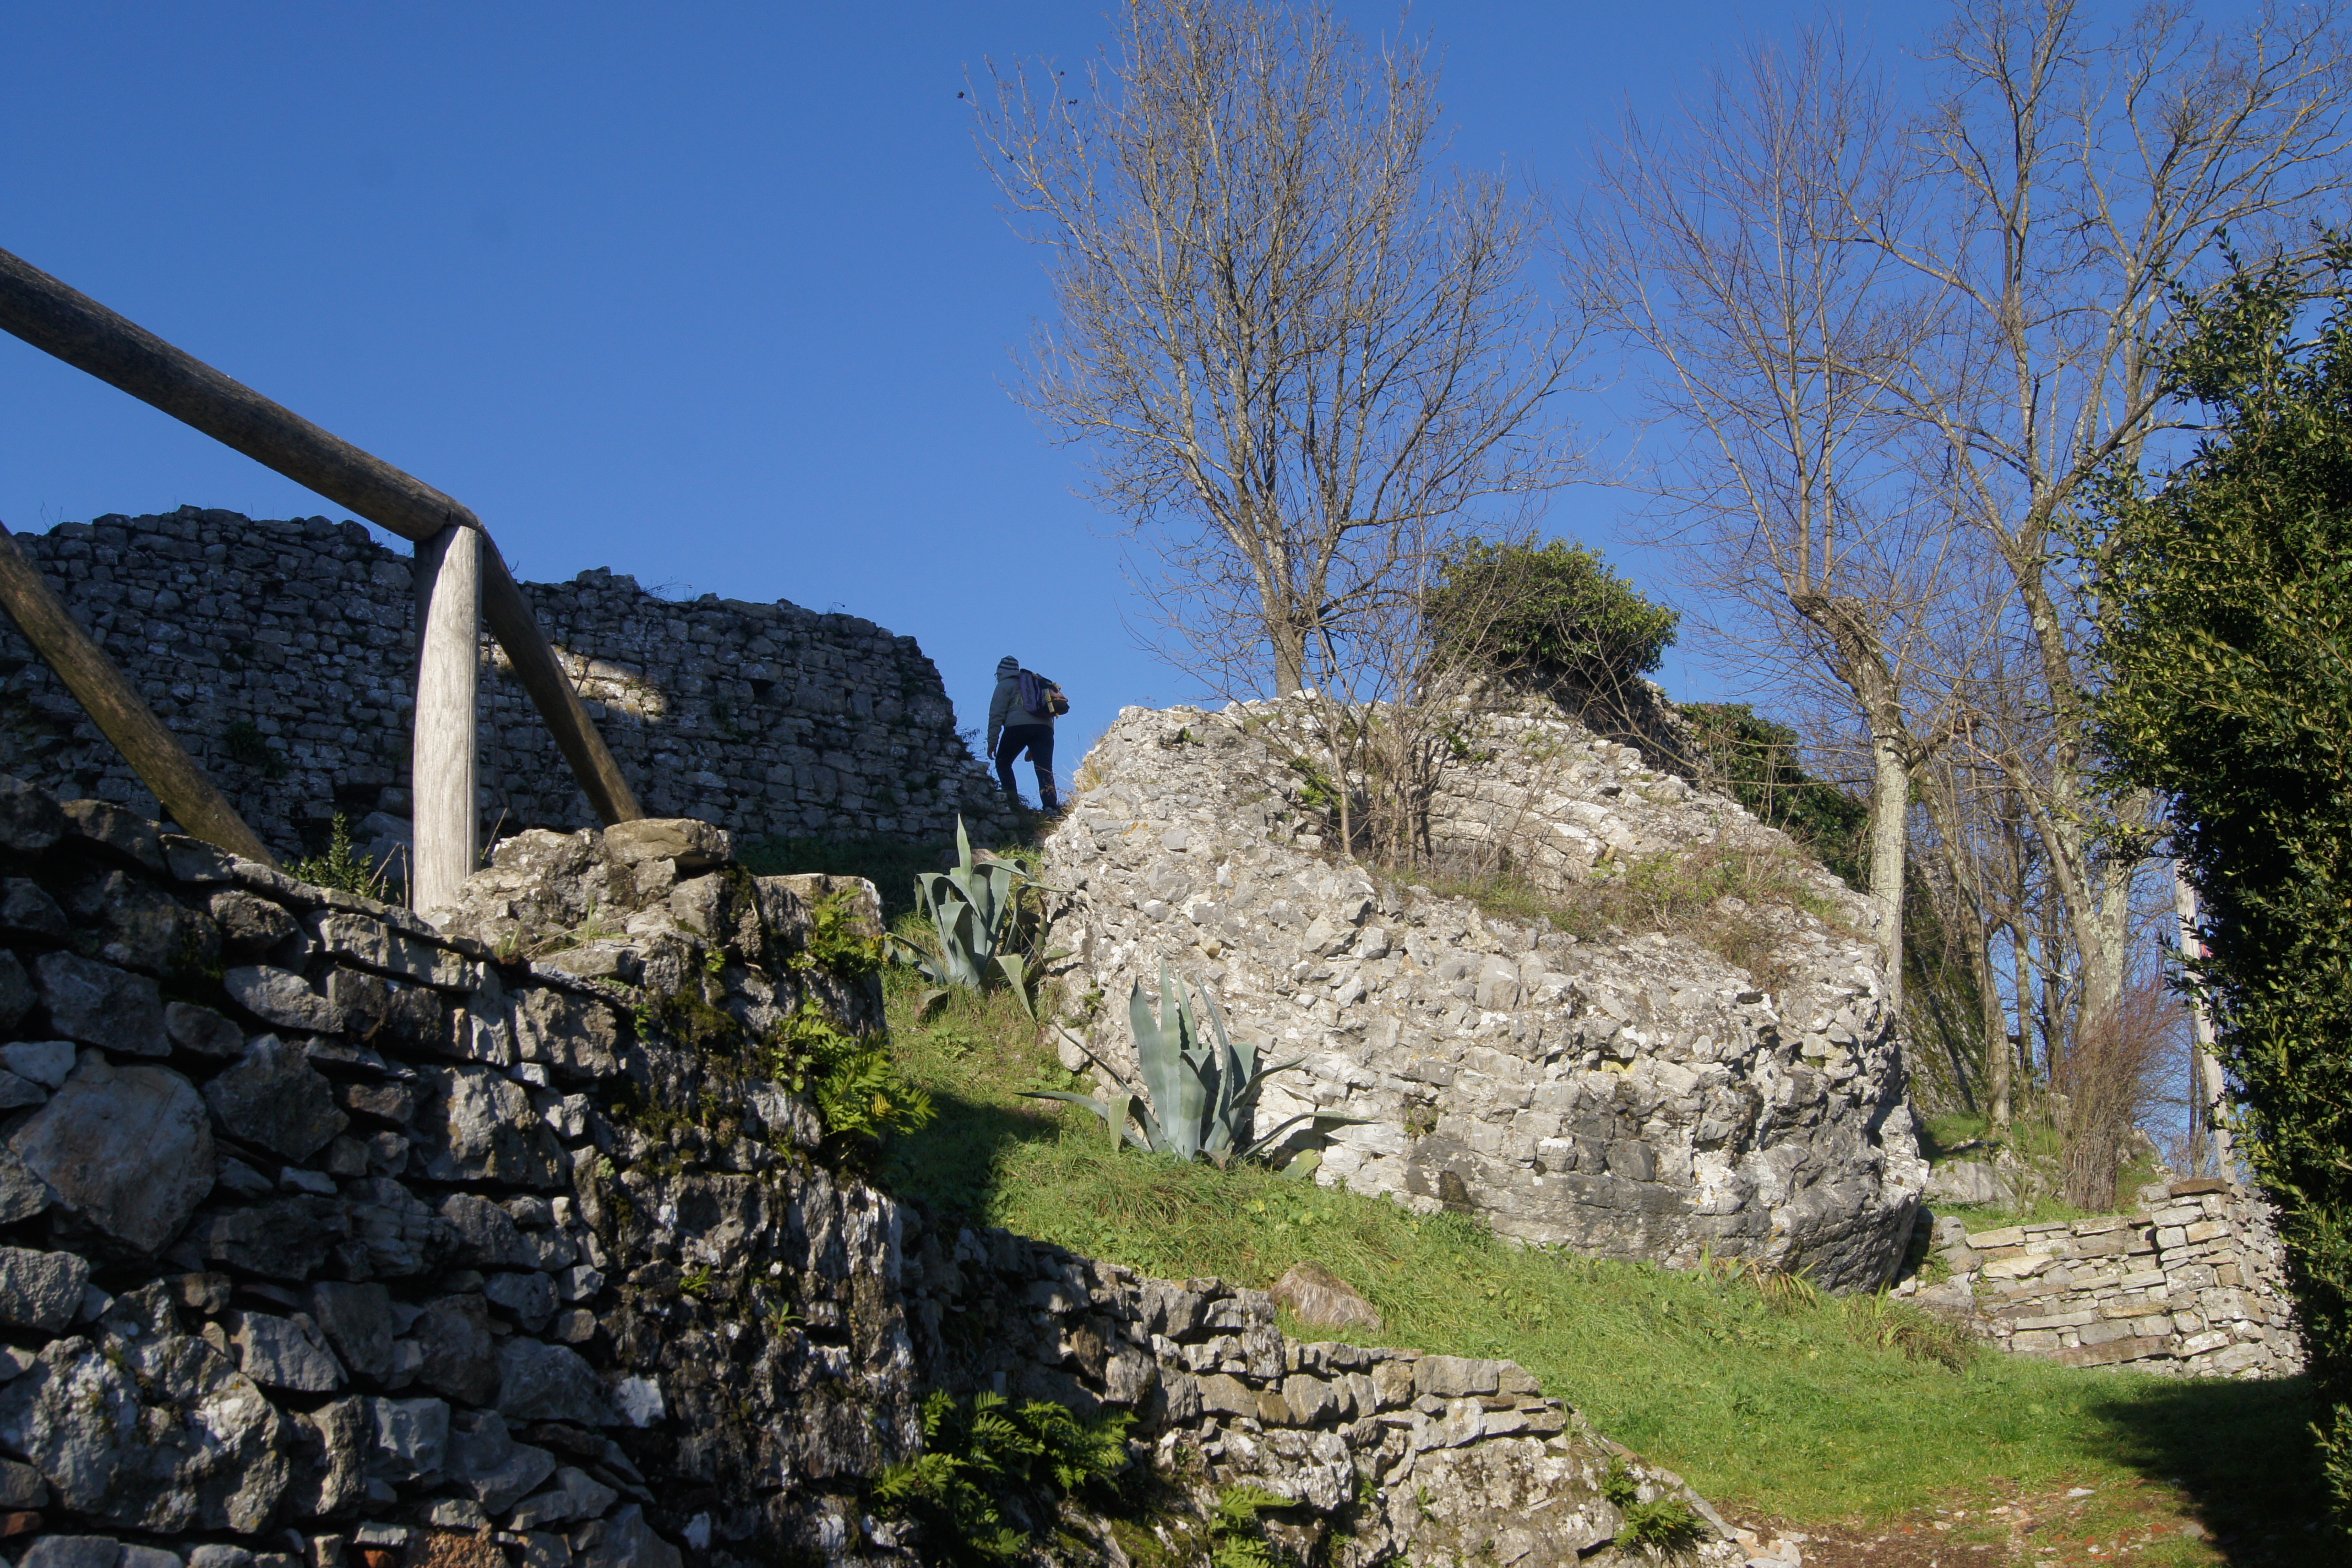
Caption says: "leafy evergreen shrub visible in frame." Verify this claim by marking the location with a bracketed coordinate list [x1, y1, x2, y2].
[1426, 538, 1679, 690]
[2089, 242, 2352, 1529]
[1678, 703, 1867, 885]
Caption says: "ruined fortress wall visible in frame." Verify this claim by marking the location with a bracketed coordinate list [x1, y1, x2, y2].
[0, 509, 1012, 861]
[0, 770, 1749, 1568]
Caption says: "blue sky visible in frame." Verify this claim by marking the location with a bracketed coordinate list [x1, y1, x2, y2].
[6, 1, 1962, 763]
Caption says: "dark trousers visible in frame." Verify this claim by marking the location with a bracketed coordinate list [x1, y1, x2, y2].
[995, 724, 1058, 808]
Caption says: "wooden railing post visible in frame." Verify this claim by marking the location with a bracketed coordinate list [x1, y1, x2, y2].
[412, 524, 482, 912]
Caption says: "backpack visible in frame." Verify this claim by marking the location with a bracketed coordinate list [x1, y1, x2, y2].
[1017, 669, 1070, 718]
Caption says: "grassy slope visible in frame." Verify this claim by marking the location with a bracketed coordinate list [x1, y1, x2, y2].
[873, 965, 2331, 1566]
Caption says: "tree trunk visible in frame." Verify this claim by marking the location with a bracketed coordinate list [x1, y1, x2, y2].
[2173, 869, 2234, 1174]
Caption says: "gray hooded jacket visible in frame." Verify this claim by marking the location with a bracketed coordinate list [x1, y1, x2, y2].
[987, 655, 1053, 753]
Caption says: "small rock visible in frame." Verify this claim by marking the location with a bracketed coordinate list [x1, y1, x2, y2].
[613, 1374, 663, 1428]
[209, 891, 297, 958]
[0, 775, 68, 856]
[0, 880, 68, 941]
[18, 1539, 125, 1568]
[0, 1145, 48, 1226]
[495, 1338, 611, 1424]
[365, 1396, 450, 1479]
[2, 1041, 76, 1089]
[573, 1505, 682, 1568]
[1271, 1261, 1384, 1335]
[230, 1311, 346, 1392]
[11, 1052, 217, 1254]
[59, 799, 166, 871]
[601, 819, 731, 870]
[164, 1002, 246, 1058]
[0, 951, 30, 1035]
[222, 966, 340, 1036]
[203, 1035, 349, 1160]
[0, 1456, 46, 1506]
[0, 1074, 46, 1110]
[484, 1271, 557, 1330]
[310, 1282, 396, 1382]
[510, 1466, 618, 1530]
[414, 1294, 498, 1406]
[34, 952, 169, 1057]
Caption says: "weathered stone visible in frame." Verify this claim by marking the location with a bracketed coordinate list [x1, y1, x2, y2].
[511, 989, 624, 1083]
[440, 1194, 537, 1268]
[1, 880, 68, 941]
[203, 1036, 349, 1160]
[1270, 1261, 1384, 1335]
[1415, 1355, 1504, 1399]
[0, 952, 28, 1037]
[66, 869, 210, 977]
[449, 1411, 560, 1514]
[230, 1311, 345, 1392]
[495, 1338, 611, 1424]
[222, 966, 340, 1035]
[0, 775, 68, 856]
[3, 1039, 75, 1089]
[164, 1002, 245, 1059]
[0, 1457, 46, 1506]
[416, 1068, 567, 1189]
[17, 1539, 122, 1568]
[509, 1466, 618, 1530]
[310, 1282, 396, 1381]
[413, 1294, 498, 1406]
[344, 1178, 458, 1278]
[0, 1144, 50, 1226]
[0, 1330, 289, 1532]
[59, 800, 166, 872]
[192, 1195, 346, 1280]
[0, 1072, 46, 1110]
[601, 819, 731, 871]
[366, 1396, 450, 1480]
[0, 1246, 91, 1331]
[484, 1270, 558, 1330]
[573, 1505, 682, 1568]
[209, 891, 297, 959]
[11, 1056, 213, 1253]
[34, 952, 169, 1058]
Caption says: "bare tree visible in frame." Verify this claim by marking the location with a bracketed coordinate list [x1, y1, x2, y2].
[1575, 28, 1989, 1015]
[974, 0, 1573, 696]
[1853, 0, 2352, 1102]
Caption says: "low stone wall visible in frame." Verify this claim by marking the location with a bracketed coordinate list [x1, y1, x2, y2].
[1912, 1179, 2302, 1377]
[0, 769, 1757, 1568]
[0, 509, 1010, 862]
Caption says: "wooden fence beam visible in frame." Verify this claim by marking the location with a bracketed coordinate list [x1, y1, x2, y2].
[0, 244, 644, 826]
[0, 527, 278, 866]
[412, 524, 482, 912]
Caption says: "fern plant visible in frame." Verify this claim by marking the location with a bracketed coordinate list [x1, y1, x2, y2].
[873, 1390, 1131, 1564]
[1028, 962, 1364, 1166]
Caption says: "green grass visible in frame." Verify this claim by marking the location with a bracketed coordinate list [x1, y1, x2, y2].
[873, 963, 2333, 1562]
[1406, 845, 1845, 993]
[1918, 1111, 2171, 1231]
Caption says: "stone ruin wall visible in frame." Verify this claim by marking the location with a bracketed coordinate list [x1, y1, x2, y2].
[0, 510, 1013, 866]
[1041, 703, 1925, 1294]
[0, 768, 1759, 1568]
[1907, 1179, 2302, 1378]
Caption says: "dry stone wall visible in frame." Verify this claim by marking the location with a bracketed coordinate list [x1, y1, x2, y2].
[1908, 1179, 2302, 1378]
[1040, 702, 1925, 1293]
[0, 510, 1011, 863]
[0, 770, 1762, 1568]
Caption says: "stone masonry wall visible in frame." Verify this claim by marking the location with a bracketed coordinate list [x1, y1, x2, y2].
[0, 769, 1760, 1568]
[1041, 702, 1924, 1294]
[0, 509, 1011, 864]
[1909, 1179, 2302, 1378]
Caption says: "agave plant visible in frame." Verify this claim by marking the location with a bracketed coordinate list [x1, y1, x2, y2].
[1028, 963, 1364, 1166]
[888, 817, 1057, 1014]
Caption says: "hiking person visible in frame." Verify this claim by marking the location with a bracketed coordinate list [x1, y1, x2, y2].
[987, 654, 1065, 812]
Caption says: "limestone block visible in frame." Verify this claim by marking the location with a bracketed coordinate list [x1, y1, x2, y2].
[203, 1036, 347, 1161]
[36, 952, 168, 1057]
[11, 1055, 213, 1254]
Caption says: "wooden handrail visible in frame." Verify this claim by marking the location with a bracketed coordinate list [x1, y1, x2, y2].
[0, 244, 645, 827]
[0, 527, 277, 865]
